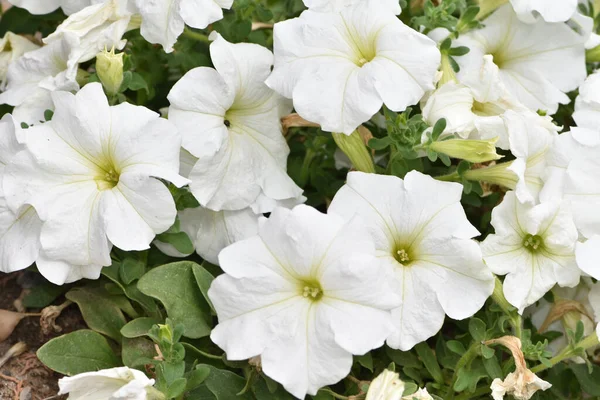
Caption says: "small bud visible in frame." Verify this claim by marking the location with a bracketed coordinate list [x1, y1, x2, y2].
[96, 47, 124, 96]
[430, 137, 503, 163]
[157, 324, 173, 343]
[332, 129, 375, 173]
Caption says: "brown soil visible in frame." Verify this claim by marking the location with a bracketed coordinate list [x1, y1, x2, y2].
[0, 272, 85, 400]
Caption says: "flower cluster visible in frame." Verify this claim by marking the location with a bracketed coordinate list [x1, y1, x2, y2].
[1, 0, 600, 399]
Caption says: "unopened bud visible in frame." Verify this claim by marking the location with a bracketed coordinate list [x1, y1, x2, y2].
[332, 130, 375, 173]
[157, 324, 173, 343]
[96, 47, 124, 96]
[430, 137, 502, 163]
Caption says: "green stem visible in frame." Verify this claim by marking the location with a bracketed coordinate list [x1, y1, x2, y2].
[446, 343, 480, 399]
[530, 333, 600, 374]
[491, 277, 523, 340]
[183, 28, 210, 44]
[299, 148, 316, 187]
[435, 171, 460, 182]
[332, 131, 375, 173]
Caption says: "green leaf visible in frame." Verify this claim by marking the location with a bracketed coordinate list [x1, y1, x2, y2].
[355, 353, 373, 372]
[447, 340, 467, 355]
[187, 364, 254, 400]
[431, 118, 447, 140]
[121, 317, 162, 338]
[138, 261, 212, 338]
[122, 337, 156, 368]
[449, 46, 470, 56]
[44, 109, 54, 121]
[37, 330, 120, 375]
[155, 231, 195, 255]
[66, 286, 127, 342]
[192, 263, 216, 314]
[460, 6, 480, 23]
[469, 318, 487, 342]
[570, 364, 600, 395]
[368, 136, 392, 150]
[128, 72, 149, 93]
[480, 344, 495, 359]
[186, 366, 211, 391]
[415, 342, 444, 384]
[167, 378, 188, 398]
[453, 359, 488, 392]
[120, 257, 147, 285]
[482, 354, 503, 380]
[22, 280, 66, 308]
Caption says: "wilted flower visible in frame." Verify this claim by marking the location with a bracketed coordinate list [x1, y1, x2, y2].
[329, 171, 494, 350]
[209, 205, 400, 398]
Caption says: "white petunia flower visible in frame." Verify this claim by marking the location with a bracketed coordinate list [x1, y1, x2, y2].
[168, 33, 302, 212]
[3, 83, 188, 285]
[302, 0, 400, 13]
[58, 366, 156, 400]
[0, 35, 80, 125]
[265, 0, 440, 134]
[328, 171, 494, 351]
[0, 32, 39, 89]
[365, 369, 404, 400]
[8, 0, 95, 15]
[482, 192, 580, 313]
[454, 4, 586, 114]
[541, 127, 600, 238]
[133, 0, 233, 53]
[208, 205, 400, 398]
[509, 0, 578, 23]
[43, 0, 137, 64]
[0, 114, 42, 274]
[573, 69, 600, 129]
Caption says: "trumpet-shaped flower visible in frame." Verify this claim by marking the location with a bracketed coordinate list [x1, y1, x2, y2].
[454, 4, 586, 114]
[265, 0, 440, 134]
[8, 0, 95, 15]
[43, 0, 137, 64]
[482, 192, 580, 313]
[0, 32, 39, 89]
[134, 0, 233, 52]
[509, 0, 577, 23]
[168, 33, 302, 211]
[328, 171, 494, 351]
[58, 367, 156, 400]
[209, 205, 400, 398]
[0, 35, 80, 125]
[573, 69, 600, 130]
[3, 83, 188, 284]
[0, 114, 42, 274]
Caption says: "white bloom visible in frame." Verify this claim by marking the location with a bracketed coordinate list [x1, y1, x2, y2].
[0, 114, 42, 274]
[421, 80, 526, 147]
[482, 192, 580, 313]
[328, 171, 494, 351]
[3, 83, 188, 285]
[134, 0, 233, 53]
[168, 33, 302, 211]
[265, 0, 440, 134]
[43, 0, 136, 64]
[541, 127, 600, 238]
[454, 4, 586, 114]
[0, 35, 80, 125]
[302, 0, 400, 13]
[573, 69, 600, 129]
[208, 205, 400, 398]
[0, 32, 39, 89]
[8, 0, 95, 15]
[502, 110, 558, 204]
[366, 369, 404, 400]
[509, 0, 578, 23]
[58, 366, 155, 400]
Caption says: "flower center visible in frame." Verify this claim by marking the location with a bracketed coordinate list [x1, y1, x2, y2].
[393, 246, 413, 266]
[471, 100, 505, 117]
[523, 234, 543, 252]
[342, 19, 377, 67]
[95, 163, 120, 191]
[300, 280, 323, 302]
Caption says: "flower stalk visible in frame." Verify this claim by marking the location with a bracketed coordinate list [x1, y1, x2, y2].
[530, 332, 600, 374]
[332, 131, 375, 173]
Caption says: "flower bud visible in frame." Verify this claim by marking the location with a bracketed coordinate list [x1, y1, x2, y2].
[157, 323, 173, 343]
[429, 137, 503, 163]
[332, 129, 375, 173]
[96, 47, 124, 96]
[366, 369, 405, 400]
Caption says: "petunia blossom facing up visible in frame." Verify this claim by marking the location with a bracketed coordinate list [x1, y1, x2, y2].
[481, 192, 580, 313]
[328, 171, 494, 351]
[454, 4, 586, 115]
[3, 83, 188, 285]
[208, 205, 400, 398]
[168, 33, 302, 212]
[266, 0, 440, 134]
